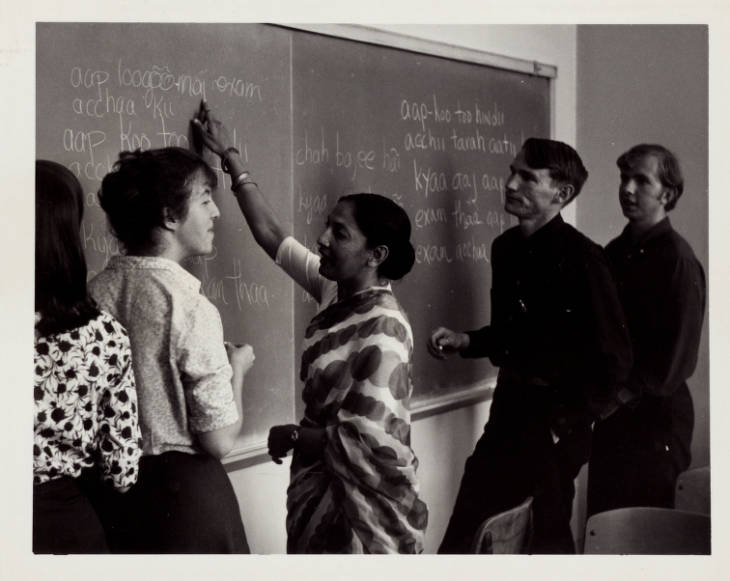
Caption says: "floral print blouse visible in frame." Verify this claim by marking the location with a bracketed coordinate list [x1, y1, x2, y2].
[33, 311, 142, 490]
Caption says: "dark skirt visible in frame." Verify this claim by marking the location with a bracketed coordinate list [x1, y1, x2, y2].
[33, 476, 109, 554]
[89, 451, 249, 553]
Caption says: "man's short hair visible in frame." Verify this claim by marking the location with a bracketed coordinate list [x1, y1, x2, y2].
[521, 138, 588, 203]
[616, 144, 684, 211]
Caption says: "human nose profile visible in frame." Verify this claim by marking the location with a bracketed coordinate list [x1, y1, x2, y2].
[505, 173, 519, 192]
[620, 178, 637, 197]
[620, 187, 636, 202]
[317, 227, 331, 248]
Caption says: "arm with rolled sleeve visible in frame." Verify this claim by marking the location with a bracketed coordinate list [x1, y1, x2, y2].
[178, 297, 241, 458]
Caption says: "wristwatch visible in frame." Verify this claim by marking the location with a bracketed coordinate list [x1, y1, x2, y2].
[290, 426, 300, 444]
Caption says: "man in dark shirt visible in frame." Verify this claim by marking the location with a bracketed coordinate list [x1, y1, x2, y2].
[586, 144, 706, 517]
[427, 138, 632, 553]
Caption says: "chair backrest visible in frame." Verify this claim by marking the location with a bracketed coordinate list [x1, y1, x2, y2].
[584, 507, 710, 554]
[675, 466, 710, 515]
[471, 496, 533, 554]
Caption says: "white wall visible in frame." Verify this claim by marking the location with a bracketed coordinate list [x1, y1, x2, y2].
[226, 24, 578, 554]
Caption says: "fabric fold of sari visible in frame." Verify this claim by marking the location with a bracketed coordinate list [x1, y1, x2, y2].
[287, 288, 428, 553]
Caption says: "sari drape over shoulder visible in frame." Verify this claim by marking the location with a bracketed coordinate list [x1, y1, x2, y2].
[286, 288, 428, 553]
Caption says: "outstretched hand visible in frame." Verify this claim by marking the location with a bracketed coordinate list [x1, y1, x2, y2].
[191, 100, 233, 157]
[426, 327, 468, 359]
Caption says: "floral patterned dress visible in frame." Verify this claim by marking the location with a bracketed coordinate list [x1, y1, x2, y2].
[34, 311, 142, 489]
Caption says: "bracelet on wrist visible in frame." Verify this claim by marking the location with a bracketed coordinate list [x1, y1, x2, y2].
[231, 170, 258, 192]
[220, 147, 240, 173]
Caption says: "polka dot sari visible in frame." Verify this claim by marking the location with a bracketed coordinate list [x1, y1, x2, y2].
[286, 288, 428, 553]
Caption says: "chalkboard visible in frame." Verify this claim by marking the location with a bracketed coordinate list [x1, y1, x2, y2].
[36, 23, 551, 458]
[35, 23, 297, 454]
[290, 30, 550, 414]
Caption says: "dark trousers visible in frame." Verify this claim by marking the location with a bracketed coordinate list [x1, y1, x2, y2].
[587, 396, 693, 517]
[587, 445, 677, 517]
[33, 475, 109, 554]
[89, 451, 249, 553]
[439, 382, 591, 554]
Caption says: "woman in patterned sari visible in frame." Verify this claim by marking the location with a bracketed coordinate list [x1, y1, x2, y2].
[193, 102, 428, 553]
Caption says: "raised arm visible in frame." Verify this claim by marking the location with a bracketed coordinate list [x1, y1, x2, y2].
[192, 100, 285, 260]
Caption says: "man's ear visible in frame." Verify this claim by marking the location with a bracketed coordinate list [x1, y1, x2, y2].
[659, 188, 676, 208]
[368, 244, 389, 268]
[554, 183, 574, 206]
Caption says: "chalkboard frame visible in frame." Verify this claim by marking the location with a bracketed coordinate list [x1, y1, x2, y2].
[222, 23, 555, 469]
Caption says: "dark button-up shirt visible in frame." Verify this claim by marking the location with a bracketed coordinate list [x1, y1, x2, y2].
[605, 217, 705, 401]
[462, 214, 633, 420]
[592, 217, 705, 468]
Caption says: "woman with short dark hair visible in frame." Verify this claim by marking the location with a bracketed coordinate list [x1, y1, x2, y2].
[90, 147, 254, 553]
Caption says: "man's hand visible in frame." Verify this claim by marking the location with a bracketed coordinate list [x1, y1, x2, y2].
[426, 327, 470, 359]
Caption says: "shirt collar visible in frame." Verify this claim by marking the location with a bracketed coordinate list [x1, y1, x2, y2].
[620, 216, 672, 247]
[107, 255, 202, 293]
[523, 213, 565, 246]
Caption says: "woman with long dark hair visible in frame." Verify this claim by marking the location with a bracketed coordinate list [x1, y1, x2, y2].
[34, 160, 142, 553]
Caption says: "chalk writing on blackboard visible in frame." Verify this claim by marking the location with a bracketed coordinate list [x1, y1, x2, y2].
[38, 22, 550, 452]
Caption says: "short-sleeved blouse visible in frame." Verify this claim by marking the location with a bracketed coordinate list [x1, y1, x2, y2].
[275, 236, 338, 308]
[89, 255, 238, 456]
[33, 311, 142, 489]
